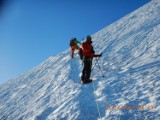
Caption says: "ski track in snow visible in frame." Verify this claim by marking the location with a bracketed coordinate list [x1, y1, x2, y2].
[0, 0, 160, 119]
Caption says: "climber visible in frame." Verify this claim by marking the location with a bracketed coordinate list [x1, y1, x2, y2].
[81, 35, 102, 84]
[69, 38, 81, 58]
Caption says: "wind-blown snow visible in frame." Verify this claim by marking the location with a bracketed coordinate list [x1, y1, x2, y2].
[0, 0, 160, 120]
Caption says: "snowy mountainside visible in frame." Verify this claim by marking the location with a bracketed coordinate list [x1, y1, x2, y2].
[0, 0, 160, 120]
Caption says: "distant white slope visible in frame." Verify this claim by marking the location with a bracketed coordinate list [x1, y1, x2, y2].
[0, 0, 160, 120]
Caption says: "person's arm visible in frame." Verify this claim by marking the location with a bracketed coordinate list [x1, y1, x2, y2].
[90, 47, 102, 58]
[90, 53, 101, 58]
[76, 40, 82, 45]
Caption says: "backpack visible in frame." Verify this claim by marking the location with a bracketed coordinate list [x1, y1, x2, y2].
[70, 39, 75, 46]
[78, 48, 83, 60]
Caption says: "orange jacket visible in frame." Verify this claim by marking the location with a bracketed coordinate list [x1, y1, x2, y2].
[82, 41, 99, 58]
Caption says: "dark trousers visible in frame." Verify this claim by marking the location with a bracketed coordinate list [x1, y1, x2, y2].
[81, 58, 92, 80]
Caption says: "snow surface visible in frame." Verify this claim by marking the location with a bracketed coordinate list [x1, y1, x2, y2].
[0, 0, 160, 120]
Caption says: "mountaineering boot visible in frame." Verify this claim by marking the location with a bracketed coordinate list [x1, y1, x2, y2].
[81, 79, 92, 84]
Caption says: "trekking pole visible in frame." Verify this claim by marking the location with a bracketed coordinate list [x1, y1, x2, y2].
[92, 57, 100, 71]
[96, 58, 105, 78]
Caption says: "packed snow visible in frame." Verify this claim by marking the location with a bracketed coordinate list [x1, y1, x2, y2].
[0, 0, 160, 119]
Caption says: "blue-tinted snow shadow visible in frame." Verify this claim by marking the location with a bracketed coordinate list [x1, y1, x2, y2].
[69, 56, 81, 83]
[125, 60, 160, 74]
[75, 85, 100, 120]
[35, 107, 54, 120]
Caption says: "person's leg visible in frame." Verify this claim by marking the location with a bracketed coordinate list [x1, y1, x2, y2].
[71, 46, 75, 58]
[85, 59, 92, 80]
[81, 59, 87, 80]
[72, 45, 80, 58]
[81, 58, 92, 83]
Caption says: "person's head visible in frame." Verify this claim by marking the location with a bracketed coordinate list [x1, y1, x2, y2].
[72, 37, 77, 41]
[86, 35, 92, 44]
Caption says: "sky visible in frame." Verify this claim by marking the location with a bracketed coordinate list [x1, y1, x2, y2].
[0, 0, 150, 85]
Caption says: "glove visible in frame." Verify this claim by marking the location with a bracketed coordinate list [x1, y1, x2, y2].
[98, 53, 102, 57]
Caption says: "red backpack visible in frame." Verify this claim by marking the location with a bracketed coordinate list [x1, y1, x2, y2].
[70, 39, 75, 46]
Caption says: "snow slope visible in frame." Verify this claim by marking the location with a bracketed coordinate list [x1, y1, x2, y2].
[0, 0, 160, 119]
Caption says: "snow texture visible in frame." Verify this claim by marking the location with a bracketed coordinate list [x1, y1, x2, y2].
[0, 0, 160, 120]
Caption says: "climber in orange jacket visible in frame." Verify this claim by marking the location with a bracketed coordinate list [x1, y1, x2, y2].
[70, 38, 81, 58]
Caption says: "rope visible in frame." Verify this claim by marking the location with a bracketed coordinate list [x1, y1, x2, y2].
[82, 57, 103, 119]
[91, 58, 103, 119]
[92, 81, 102, 120]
